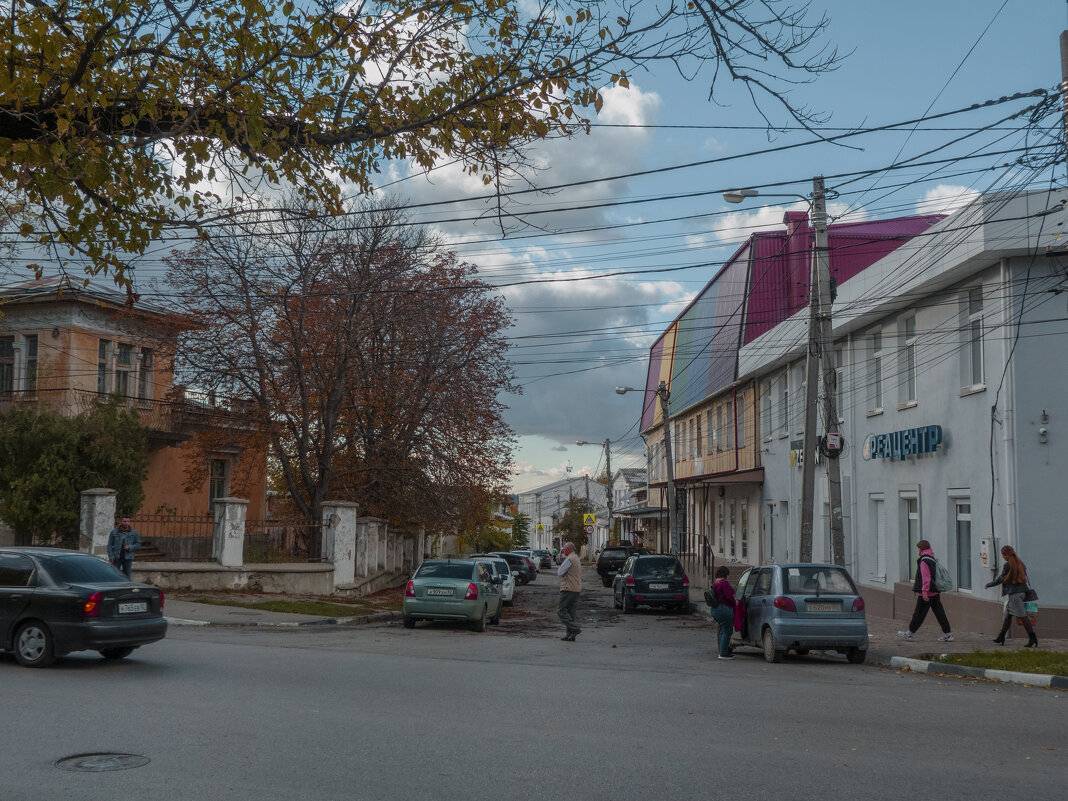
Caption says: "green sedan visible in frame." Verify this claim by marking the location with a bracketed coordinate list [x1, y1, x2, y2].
[403, 559, 503, 631]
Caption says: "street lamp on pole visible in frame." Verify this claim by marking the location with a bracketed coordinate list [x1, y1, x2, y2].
[616, 382, 678, 554]
[724, 180, 845, 566]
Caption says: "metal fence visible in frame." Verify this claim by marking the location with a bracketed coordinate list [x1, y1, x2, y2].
[127, 513, 216, 562]
[243, 518, 325, 563]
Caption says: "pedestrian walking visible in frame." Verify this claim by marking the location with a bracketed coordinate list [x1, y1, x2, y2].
[986, 545, 1038, 648]
[708, 565, 736, 660]
[898, 539, 953, 642]
[107, 517, 141, 579]
[557, 541, 582, 641]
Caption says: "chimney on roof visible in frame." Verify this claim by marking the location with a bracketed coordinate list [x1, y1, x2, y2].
[783, 210, 809, 236]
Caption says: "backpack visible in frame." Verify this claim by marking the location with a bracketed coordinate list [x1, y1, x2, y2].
[931, 557, 953, 592]
[703, 587, 720, 608]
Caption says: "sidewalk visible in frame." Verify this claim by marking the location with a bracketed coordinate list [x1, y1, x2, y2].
[165, 598, 400, 628]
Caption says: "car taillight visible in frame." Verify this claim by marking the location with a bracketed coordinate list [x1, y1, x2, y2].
[852, 597, 866, 612]
[83, 591, 102, 618]
[405, 581, 415, 597]
[464, 583, 478, 600]
[159, 589, 165, 611]
[682, 575, 690, 586]
[773, 596, 796, 612]
[625, 576, 634, 586]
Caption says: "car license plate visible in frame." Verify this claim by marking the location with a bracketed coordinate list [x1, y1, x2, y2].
[426, 588, 453, 596]
[649, 583, 669, 590]
[118, 601, 148, 614]
[807, 601, 840, 612]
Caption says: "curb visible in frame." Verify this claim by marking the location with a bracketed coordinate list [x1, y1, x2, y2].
[165, 611, 401, 628]
[889, 656, 1068, 689]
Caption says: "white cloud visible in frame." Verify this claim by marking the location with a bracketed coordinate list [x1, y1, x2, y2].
[915, 185, 981, 216]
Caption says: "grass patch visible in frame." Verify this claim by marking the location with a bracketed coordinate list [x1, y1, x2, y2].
[190, 597, 378, 618]
[928, 649, 1068, 677]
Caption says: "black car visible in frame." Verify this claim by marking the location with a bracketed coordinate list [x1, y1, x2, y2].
[532, 549, 553, 570]
[0, 547, 167, 668]
[488, 552, 536, 585]
[596, 545, 649, 587]
[612, 554, 691, 614]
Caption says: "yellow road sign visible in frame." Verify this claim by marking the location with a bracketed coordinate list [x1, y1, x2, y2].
[536, 523, 545, 533]
[583, 513, 595, 525]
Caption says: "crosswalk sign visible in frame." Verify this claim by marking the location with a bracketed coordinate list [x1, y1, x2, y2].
[536, 523, 545, 533]
[583, 513, 595, 525]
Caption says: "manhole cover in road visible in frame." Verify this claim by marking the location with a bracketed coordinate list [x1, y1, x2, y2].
[55, 753, 151, 772]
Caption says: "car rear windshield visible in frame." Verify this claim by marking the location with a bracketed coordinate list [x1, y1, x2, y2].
[416, 562, 474, 580]
[784, 566, 857, 595]
[600, 549, 628, 559]
[40, 554, 126, 584]
[633, 557, 683, 577]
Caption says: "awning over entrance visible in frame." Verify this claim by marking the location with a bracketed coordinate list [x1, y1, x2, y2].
[679, 467, 764, 487]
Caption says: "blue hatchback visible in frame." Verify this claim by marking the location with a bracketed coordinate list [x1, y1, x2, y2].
[731, 563, 868, 663]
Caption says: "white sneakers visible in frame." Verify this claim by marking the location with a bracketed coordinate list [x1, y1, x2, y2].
[718, 654, 735, 660]
[937, 633, 955, 642]
[897, 630, 913, 640]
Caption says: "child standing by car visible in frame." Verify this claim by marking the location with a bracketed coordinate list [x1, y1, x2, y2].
[709, 566, 736, 660]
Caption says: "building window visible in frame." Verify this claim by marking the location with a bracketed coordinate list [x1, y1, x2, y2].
[688, 418, 696, 458]
[729, 501, 736, 558]
[903, 494, 920, 581]
[24, 335, 37, 393]
[717, 501, 725, 551]
[955, 500, 972, 590]
[868, 332, 883, 413]
[962, 287, 984, 388]
[209, 459, 229, 508]
[778, 373, 788, 435]
[902, 316, 917, 405]
[674, 422, 681, 462]
[760, 381, 772, 440]
[706, 409, 715, 453]
[794, 362, 806, 434]
[0, 336, 13, 396]
[138, 348, 153, 399]
[725, 401, 735, 450]
[115, 343, 133, 396]
[870, 495, 886, 580]
[737, 397, 747, 448]
[740, 500, 749, 559]
[696, 415, 702, 457]
[715, 405, 724, 451]
[97, 339, 110, 395]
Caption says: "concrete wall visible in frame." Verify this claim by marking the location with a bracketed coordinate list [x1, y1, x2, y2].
[133, 563, 335, 595]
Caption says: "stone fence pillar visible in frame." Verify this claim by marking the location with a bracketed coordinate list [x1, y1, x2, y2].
[321, 501, 359, 588]
[355, 517, 386, 578]
[80, 488, 117, 556]
[212, 498, 249, 567]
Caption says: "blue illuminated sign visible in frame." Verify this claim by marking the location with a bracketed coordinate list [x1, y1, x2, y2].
[863, 425, 944, 461]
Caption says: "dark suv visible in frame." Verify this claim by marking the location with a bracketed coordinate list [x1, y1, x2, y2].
[488, 552, 536, 585]
[596, 545, 648, 587]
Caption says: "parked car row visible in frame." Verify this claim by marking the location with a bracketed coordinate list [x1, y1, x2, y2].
[0, 547, 168, 668]
[403, 557, 509, 631]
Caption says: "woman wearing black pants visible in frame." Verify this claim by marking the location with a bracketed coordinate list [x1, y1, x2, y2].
[986, 545, 1038, 648]
[898, 540, 953, 642]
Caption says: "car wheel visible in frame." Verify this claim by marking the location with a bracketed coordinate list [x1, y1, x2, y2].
[846, 648, 867, 664]
[504, 598, 514, 607]
[99, 647, 135, 660]
[762, 628, 784, 663]
[613, 586, 621, 609]
[622, 591, 634, 615]
[14, 621, 55, 668]
[490, 602, 502, 625]
[402, 615, 416, 629]
[472, 605, 488, 632]
[601, 577, 612, 588]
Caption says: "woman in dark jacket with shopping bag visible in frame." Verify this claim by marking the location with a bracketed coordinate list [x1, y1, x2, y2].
[708, 566, 736, 660]
[986, 545, 1038, 648]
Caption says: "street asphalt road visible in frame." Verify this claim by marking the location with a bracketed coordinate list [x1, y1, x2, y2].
[2, 571, 1063, 801]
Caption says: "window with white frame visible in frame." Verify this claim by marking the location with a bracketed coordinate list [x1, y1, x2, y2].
[870, 494, 886, 580]
[737, 397, 747, 448]
[902, 316, 917, 405]
[706, 409, 715, 453]
[902, 492, 920, 581]
[715, 405, 724, 451]
[954, 498, 972, 590]
[208, 458, 229, 509]
[138, 347, 153, 399]
[688, 418, 696, 458]
[717, 500, 725, 551]
[778, 372, 788, 435]
[760, 382, 772, 440]
[868, 331, 883, 413]
[115, 343, 134, 396]
[740, 500, 749, 559]
[24, 335, 37, 393]
[962, 287, 984, 389]
[725, 400, 734, 450]
[674, 422, 681, 461]
[97, 339, 110, 395]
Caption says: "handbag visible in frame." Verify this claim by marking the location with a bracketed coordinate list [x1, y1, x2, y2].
[1024, 587, 1038, 602]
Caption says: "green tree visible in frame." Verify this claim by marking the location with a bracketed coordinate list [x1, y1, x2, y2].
[0, 398, 149, 545]
[557, 496, 591, 551]
[511, 511, 531, 549]
[0, 1, 839, 285]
